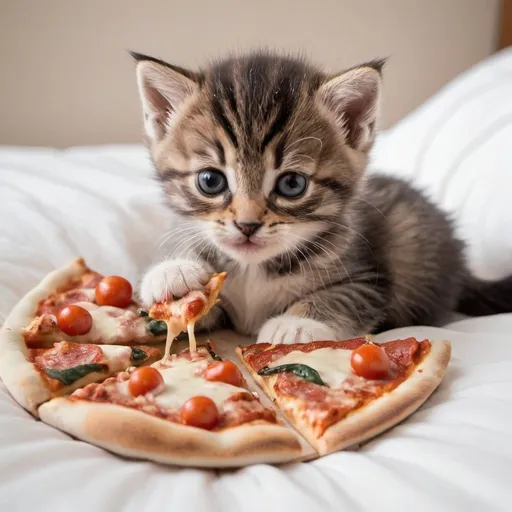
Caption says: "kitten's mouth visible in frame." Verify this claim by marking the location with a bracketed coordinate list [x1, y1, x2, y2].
[217, 234, 277, 263]
[226, 239, 263, 252]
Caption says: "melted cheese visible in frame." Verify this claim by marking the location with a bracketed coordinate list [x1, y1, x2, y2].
[162, 295, 205, 360]
[117, 359, 248, 409]
[271, 347, 354, 389]
[187, 321, 197, 354]
[163, 320, 184, 361]
[159, 277, 223, 358]
[73, 302, 147, 344]
[76, 288, 97, 301]
[100, 345, 133, 371]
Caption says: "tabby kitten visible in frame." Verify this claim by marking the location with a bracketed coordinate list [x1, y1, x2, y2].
[133, 51, 512, 344]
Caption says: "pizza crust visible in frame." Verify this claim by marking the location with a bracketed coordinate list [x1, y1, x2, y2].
[2, 258, 89, 331]
[38, 397, 303, 467]
[0, 328, 51, 414]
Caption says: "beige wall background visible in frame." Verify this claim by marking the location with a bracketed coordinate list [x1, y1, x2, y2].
[0, 0, 502, 148]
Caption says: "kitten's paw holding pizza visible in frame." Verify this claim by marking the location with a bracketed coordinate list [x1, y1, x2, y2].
[257, 315, 337, 345]
[138, 259, 212, 307]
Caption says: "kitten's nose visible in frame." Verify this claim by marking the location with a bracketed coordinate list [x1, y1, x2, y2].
[234, 221, 263, 238]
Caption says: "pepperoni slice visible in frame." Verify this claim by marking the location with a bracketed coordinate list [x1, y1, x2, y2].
[381, 338, 419, 370]
[274, 373, 328, 402]
[62, 271, 104, 291]
[30, 342, 102, 371]
[183, 298, 205, 320]
[37, 290, 95, 316]
[79, 272, 103, 289]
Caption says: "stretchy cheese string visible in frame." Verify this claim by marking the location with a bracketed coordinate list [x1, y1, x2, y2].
[163, 321, 181, 361]
[162, 319, 197, 361]
[187, 321, 197, 355]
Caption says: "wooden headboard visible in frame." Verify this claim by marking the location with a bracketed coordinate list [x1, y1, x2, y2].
[500, 0, 512, 49]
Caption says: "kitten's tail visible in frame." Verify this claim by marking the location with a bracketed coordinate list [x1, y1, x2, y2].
[457, 274, 512, 316]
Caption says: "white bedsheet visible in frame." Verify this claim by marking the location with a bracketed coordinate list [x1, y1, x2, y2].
[1, 51, 512, 511]
[0, 146, 511, 512]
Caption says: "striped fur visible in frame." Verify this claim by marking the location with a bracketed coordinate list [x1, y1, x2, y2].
[134, 51, 512, 340]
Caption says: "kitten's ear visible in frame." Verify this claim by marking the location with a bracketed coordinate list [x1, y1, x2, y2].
[317, 60, 384, 150]
[130, 52, 198, 142]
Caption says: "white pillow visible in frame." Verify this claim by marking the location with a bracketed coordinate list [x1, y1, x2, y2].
[370, 48, 512, 280]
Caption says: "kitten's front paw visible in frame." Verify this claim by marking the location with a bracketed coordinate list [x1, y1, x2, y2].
[138, 259, 212, 307]
[257, 315, 337, 344]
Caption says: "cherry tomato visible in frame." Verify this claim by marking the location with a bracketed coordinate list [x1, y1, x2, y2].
[350, 343, 391, 380]
[203, 360, 243, 387]
[57, 305, 93, 336]
[128, 366, 164, 396]
[180, 396, 219, 430]
[95, 276, 132, 308]
[183, 299, 204, 320]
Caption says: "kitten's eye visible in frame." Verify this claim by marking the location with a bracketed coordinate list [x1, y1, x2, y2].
[197, 169, 228, 196]
[275, 172, 308, 198]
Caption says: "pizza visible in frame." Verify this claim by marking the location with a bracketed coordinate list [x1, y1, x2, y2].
[0, 257, 452, 468]
[148, 272, 226, 358]
[0, 257, 228, 417]
[0, 257, 303, 466]
[0, 329, 161, 414]
[236, 336, 451, 454]
[38, 344, 302, 467]
[14, 258, 168, 347]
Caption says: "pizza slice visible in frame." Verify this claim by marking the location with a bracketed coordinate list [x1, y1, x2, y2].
[3, 258, 167, 347]
[0, 328, 161, 415]
[237, 337, 451, 455]
[148, 272, 227, 359]
[38, 344, 302, 467]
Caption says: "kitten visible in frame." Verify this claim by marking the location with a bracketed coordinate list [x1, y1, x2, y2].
[132, 50, 512, 344]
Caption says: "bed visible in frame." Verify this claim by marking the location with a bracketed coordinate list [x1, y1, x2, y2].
[1, 49, 512, 511]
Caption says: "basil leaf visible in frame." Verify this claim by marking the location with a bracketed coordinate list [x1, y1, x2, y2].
[206, 341, 222, 361]
[45, 364, 107, 386]
[130, 347, 147, 361]
[257, 363, 325, 386]
[138, 309, 149, 317]
[147, 319, 167, 336]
